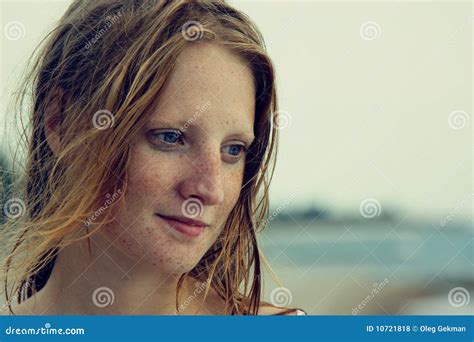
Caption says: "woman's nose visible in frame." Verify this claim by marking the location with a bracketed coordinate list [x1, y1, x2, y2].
[178, 152, 225, 207]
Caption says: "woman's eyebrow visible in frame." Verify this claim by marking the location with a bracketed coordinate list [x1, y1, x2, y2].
[226, 132, 255, 144]
[147, 118, 191, 129]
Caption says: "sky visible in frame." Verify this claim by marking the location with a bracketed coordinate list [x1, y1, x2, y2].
[231, 1, 472, 222]
[1, 1, 472, 223]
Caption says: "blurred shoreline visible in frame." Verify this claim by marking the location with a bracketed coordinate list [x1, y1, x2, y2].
[259, 215, 473, 315]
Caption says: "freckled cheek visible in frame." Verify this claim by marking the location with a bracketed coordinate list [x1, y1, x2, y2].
[227, 178, 242, 205]
[102, 222, 145, 259]
[228, 164, 245, 195]
[126, 149, 178, 202]
[220, 170, 244, 216]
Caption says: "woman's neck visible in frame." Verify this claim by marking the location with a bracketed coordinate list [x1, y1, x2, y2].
[19, 231, 223, 315]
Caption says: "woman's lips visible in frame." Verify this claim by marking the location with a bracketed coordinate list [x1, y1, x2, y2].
[156, 214, 206, 238]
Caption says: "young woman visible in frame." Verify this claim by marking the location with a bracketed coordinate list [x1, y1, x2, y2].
[1, 0, 306, 316]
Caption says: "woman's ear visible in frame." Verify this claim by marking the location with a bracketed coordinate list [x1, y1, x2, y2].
[44, 89, 63, 156]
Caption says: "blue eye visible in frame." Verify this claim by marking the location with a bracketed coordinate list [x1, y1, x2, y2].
[150, 131, 184, 145]
[147, 129, 248, 163]
[161, 132, 181, 144]
[227, 145, 245, 156]
[222, 144, 248, 164]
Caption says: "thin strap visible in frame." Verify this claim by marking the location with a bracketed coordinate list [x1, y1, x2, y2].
[295, 309, 307, 316]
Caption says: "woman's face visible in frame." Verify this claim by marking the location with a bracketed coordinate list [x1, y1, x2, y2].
[102, 43, 256, 275]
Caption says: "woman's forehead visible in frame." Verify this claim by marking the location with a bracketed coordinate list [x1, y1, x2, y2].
[146, 43, 256, 134]
[164, 44, 253, 96]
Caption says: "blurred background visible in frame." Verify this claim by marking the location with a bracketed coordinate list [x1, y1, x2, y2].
[1, 1, 472, 315]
